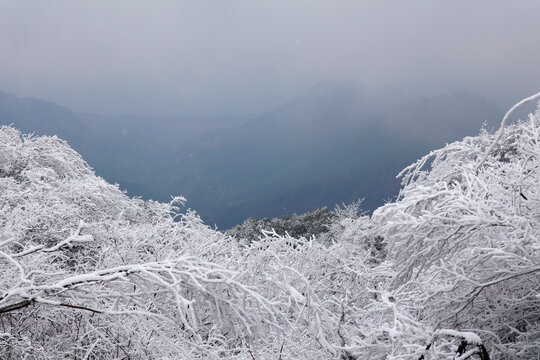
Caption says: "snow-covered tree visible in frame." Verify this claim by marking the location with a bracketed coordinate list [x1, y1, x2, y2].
[1, 92, 538, 359]
[0, 127, 283, 358]
[373, 98, 540, 359]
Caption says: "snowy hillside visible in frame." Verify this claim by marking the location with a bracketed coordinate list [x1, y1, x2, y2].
[1, 100, 539, 358]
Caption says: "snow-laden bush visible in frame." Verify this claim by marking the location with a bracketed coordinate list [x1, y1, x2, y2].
[0, 126, 403, 359]
[373, 103, 540, 359]
[1, 93, 539, 359]
[0, 127, 281, 359]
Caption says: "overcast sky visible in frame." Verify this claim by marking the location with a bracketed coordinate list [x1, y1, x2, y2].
[1, 1, 539, 116]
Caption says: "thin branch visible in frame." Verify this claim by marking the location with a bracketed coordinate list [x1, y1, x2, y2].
[475, 92, 540, 172]
[0, 299, 33, 314]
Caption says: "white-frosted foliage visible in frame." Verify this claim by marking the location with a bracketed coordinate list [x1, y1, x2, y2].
[1, 100, 539, 359]
[373, 109, 540, 359]
[0, 127, 415, 359]
[0, 128, 280, 359]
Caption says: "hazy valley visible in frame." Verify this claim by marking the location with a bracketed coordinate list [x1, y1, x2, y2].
[0, 82, 502, 228]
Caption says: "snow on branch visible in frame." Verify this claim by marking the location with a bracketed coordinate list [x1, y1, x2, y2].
[475, 91, 540, 172]
[2, 95, 539, 358]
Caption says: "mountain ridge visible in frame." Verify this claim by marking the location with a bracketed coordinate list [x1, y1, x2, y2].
[0, 82, 502, 228]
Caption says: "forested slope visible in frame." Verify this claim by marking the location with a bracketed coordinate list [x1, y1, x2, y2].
[0, 97, 538, 358]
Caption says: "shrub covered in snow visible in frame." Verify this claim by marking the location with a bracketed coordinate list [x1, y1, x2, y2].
[1, 94, 539, 359]
[0, 127, 277, 358]
[373, 98, 540, 359]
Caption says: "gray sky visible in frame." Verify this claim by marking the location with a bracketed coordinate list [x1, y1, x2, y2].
[1, 0, 539, 116]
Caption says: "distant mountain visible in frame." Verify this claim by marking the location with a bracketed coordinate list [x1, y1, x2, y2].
[75, 112, 243, 191]
[161, 82, 502, 227]
[0, 90, 89, 146]
[0, 91, 240, 198]
[0, 84, 502, 228]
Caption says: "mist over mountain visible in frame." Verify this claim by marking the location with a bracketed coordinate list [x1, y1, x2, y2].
[0, 82, 502, 228]
[163, 82, 502, 227]
[0, 90, 89, 144]
[0, 90, 240, 199]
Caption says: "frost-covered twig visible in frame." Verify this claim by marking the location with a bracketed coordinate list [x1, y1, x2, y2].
[475, 91, 540, 172]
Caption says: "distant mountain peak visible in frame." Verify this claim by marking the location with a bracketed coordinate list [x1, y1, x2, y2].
[307, 80, 364, 97]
